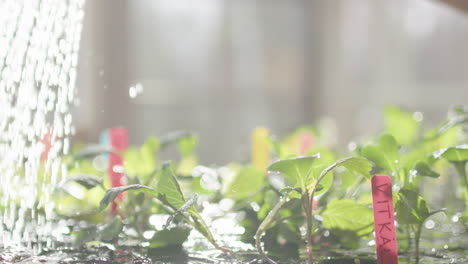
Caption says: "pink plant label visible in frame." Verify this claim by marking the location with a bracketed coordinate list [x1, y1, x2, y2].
[108, 127, 128, 214]
[371, 175, 398, 264]
[298, 131, 314, 155]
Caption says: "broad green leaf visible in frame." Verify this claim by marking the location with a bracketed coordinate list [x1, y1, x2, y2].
[308, 157, 372, 193]
[157, 162, 186, 209]
[267, 154, 319, 190]
[357, 192, 373, 205]
[441, 145, 468, 162]
[99, 184, 158, 211]
[175, 134, 198, 175]
[395, 189, 429, 225]
[384, 106, 421, 145]
[340, 169, 359, 189]
[225, 166, 265, 200]
[100, 217, 123, 242]
[139, 136, 160, 175]
[177, 133, 198, 157]
[337, 156, 373, 179]
[361, 134, 399, 172]
[149, 227, 191, 248]
[412, 161, 439, 178]
[123, 136, 159, 179]
[251, 127, 271, 171]
[177, 155, 198, 176]
[55, 189, 105, 220]
[401, 127, 459, 170]
[321, 199, 374, 236]
[123, 148, 141, 175]
[64, 174, 102, 189]
[156, 162, 232, 254]
[305, 148, 336, 194]
[268, 136, 289, 159]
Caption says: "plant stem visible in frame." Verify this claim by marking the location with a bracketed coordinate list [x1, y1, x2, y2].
[413, 224, 422, 264]
[255, 196, 289, 264]
[453, 161, 468, 199]
[406, 226, 412, 251]
[303, 191, 314, 264]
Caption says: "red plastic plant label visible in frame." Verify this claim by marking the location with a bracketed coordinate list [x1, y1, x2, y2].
[108, 127, 128, 214]
[298, 131, 314, 155]
[40, 129, 53, 162]
[372, 175, 398, 264]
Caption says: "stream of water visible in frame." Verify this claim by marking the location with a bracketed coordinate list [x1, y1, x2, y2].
[0, 0, 85, 251]
[0, 2, 467, 264]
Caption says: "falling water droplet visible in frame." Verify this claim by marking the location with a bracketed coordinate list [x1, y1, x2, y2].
[0, 0, 86, 250]
[129, 82, 144, 98]
[348, 141, 357, 152]
[413, 111, 424, 122]
[425, 219, 435, 229]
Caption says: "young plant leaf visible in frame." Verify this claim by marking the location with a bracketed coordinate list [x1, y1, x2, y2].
[225, 166, 265, 200]
[157, 161, 232, 254]
[267, 154, 320, 190]
[412, 161, 439, 178]
[338, 156, 373, 179]
[395, 189, 429, 225]
[99, 184, 158, 211]
[149, 227, 191, 248]
[432, 146, 468, 195]
[321, 199, 374, 236]
[361, 134, 399, 172]
[123, 136, 160, 179]
[384, 106, 421, 145]
[64, 174, 103, 189]
[163, 193, 199, 229]
[440, 145, 468, 162]
[176, 133, 198, 157]
[156, 162, 186, 209]
[175, 133, 199, 175]
[309, 157, 373, 193]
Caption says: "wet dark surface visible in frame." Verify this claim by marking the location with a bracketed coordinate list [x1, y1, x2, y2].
[1, 229, 467, 264]
[1, 244, 467, 264]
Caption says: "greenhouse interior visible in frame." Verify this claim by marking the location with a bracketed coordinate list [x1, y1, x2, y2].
[0, 0, 467, 263]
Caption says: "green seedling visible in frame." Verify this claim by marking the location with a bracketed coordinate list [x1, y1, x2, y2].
[99, 162, 232, 254]
[256, 155, 373, 264]
[395, 189, 445, 264]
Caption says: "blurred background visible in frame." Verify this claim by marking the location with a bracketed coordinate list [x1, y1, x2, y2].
[74, 0, 468, 164]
